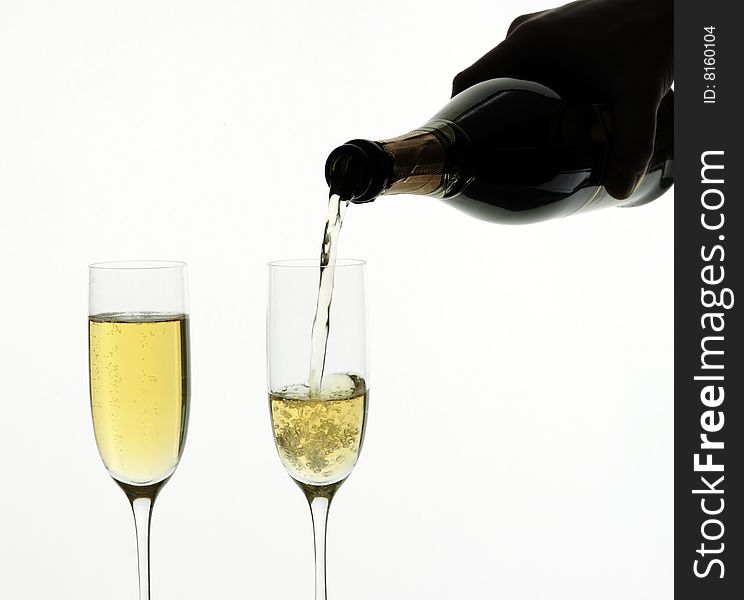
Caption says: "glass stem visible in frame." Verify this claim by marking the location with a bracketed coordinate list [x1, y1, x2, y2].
[120, 482, 163, 600]
[309, 494, 332, 600]
[131, 496, 154, 600]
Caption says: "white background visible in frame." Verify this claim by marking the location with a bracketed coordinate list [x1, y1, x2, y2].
[0, 1, 673, 598]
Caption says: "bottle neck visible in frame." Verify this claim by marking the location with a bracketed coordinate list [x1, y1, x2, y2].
[377, 130, 448, 197]
[325, 130, 453, 203]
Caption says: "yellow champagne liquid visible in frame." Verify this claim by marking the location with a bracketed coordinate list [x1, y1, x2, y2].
[89, 313, 189, 486]
[270, 374, 367, 487]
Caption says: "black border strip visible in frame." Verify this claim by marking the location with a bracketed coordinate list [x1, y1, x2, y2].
[675, 2, 742, 598]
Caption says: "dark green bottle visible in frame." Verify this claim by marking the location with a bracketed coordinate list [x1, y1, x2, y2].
[325, 78, 673, 224]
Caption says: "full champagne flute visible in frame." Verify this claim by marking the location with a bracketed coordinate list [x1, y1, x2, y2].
[88, 261, 190, 600]
[268, 259, 368, 600]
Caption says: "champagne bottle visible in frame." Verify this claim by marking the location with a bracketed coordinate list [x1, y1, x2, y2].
[325, 78, 674, 224]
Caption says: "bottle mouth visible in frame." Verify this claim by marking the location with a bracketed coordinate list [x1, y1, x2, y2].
[325, 139, 391, 203]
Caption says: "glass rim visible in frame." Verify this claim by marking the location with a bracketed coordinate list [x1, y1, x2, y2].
[268, 258, 366, 268]
[89, 260, 187, 270]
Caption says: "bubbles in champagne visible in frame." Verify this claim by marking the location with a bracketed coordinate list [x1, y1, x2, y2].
[89, 313, 189, 486]
[270, 374, 367, 486]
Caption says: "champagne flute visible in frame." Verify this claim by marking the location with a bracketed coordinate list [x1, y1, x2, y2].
[88, 261, 190, 600]
[268, 259, 368, 600]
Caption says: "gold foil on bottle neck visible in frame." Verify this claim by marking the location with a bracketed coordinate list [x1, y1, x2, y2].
[379, 130, 447, 196]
